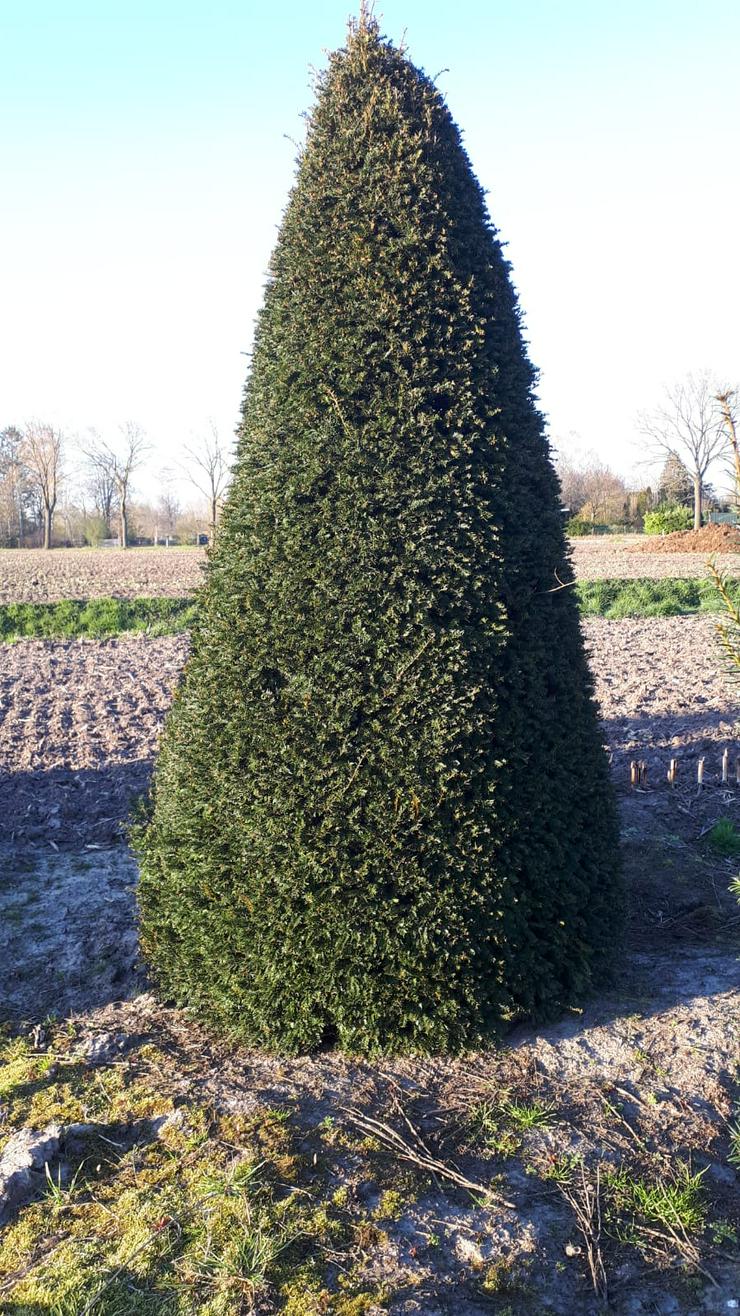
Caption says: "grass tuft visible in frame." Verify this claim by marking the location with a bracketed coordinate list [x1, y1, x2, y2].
[608, 1162, 707, 1236]
[707, 819, 740, 857]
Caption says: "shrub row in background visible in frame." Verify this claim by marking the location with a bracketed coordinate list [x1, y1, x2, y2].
[0, 596, 196, 641]
[566, 518, 628, 536]
[567, 504, 695, 537]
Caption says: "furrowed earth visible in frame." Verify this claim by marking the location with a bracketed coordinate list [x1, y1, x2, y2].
[3, 538, 740, 604]
[0, 548, 738, 1314]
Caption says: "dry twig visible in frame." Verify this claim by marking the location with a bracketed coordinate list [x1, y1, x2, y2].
[342, 1105, 515, 1209]
[558, 1163, 608, 1301]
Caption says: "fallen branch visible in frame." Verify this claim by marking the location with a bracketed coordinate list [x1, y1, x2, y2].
[631, 1221, 718, 1287]
[342, 1106, 515, 1209]
[558, 1162, 608, 1302]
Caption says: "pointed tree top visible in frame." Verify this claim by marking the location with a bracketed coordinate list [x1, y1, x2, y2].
[350, 1, 381, 47]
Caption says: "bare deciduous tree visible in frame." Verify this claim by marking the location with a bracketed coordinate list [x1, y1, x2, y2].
[182, 423, 230, 537]
[22, 421, 64, 549]
[156, 467, 181, 543]
[0, 426, 30, 547]
[639, 373, 728, 531]
[87, 463, 117, 535]
[556, 448, 628, 524]
[83, 423, 150, 548]
[716, 387, 740, 508]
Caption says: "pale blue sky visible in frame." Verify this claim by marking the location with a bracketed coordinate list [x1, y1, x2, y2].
[2, 1, 739, 496]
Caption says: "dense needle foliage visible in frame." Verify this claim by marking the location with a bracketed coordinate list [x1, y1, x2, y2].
[138, 17, 621, 1054]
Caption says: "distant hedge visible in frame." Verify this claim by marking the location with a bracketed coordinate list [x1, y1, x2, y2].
[0, 597, 196, 641]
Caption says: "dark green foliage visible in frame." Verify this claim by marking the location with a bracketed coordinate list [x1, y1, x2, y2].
[706, 818, 740, 857]
[137, 18, 621, 1054]
[0, 596, 195, 642]
[576, 576, 740, 618]
[566, 517, 592, 536]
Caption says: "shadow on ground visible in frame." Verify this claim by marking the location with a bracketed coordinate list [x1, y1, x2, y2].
[0, 761, 152, 850]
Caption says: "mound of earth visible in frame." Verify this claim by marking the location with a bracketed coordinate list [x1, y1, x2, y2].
[630, 523, 740, 554]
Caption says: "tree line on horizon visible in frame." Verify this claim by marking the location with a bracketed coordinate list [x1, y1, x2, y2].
[4, 372, 737, 550]
[558, 373, 739, 533]
[0, 420, 231, 549]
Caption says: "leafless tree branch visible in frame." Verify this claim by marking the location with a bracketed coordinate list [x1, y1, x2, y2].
[638, 373, 728, 530]
[181, 422, 230, 537]
[81, 423, 150, 548]
[22, 421, 65, 549]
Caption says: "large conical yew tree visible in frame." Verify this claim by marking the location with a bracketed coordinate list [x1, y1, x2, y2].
[138, 16, 621, 1054]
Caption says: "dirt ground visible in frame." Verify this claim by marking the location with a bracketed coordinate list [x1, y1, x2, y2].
[571, 537, 740, 581]
[0, 547, 206, 603]
[0, 634, 187, 847]
[1, 540, 739, 604]
[0, 617, 736, 848]
[630, 525, 740, 555]
[0, 621, 739, 1312]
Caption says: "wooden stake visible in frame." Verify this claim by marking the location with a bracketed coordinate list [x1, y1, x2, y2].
[697, 757, 705, 791]
[638, 760, 647, 786]
[722, 748, 730, 784]
[630, 760, 638, 788]
[667, 758, 677, 786]
[736, 755, 740, 786]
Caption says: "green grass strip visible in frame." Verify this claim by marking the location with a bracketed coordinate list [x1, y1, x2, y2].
[0, 578, 737, 641]
[0, 596, 197, 642]
[575, 576, 740, 618]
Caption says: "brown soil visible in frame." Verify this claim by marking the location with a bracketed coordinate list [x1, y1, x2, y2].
[571, 535, 740, 580]
[1, 619, 737, 848]
[2, 541, 740, 606]
[0, 624, 738, 1313]
[629, 524, 740, 554]
[0, 635, 188, 847]
[0, 547, 205, 603]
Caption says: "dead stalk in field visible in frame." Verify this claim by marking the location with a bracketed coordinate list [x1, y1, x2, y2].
[631, 1219, 718, 1287]
[342, 1105, 515, 1209]
[558, 1162, 608, 1302]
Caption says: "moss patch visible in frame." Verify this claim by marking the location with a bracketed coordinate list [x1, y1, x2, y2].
[0, 1027, 395, 1313]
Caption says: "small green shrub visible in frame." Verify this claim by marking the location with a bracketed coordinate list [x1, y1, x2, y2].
[707, 818, 740, 857]
[709, 560, 740, 682]
[566, 517, 592, 537]
[643, 504, 693, 535]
